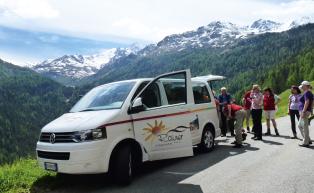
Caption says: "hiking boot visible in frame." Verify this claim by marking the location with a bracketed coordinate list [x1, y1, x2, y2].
[233, 143, 243, 148]
[264, 128, 271, 136]
[264, 132, 271, 136]
[275, 129, 280, 136]
[251, 136, 257, 139]
[247, 127, 250, 133]
[299, 144, 309, 147]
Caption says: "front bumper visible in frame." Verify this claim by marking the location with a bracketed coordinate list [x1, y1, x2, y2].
[36, 140, 108, 174]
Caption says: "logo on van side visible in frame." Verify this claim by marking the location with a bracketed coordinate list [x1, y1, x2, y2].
[142, 116, 199, 145]
[143, 120, 168, 142]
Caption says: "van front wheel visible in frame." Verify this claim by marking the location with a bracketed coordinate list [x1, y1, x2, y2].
[111, 145, 133, 185]
[199, 128, 215, 152]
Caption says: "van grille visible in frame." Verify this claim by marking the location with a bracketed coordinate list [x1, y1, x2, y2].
[40, 132, 76, 143]
[37, 150, 70, 160]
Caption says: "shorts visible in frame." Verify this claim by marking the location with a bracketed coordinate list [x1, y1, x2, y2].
[264, 110, 276, 119]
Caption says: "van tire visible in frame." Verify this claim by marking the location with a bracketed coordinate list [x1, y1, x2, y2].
[111, 145, 133, 185]
[199, 127, 215, 152]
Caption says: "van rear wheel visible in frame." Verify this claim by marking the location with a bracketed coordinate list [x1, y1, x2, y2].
[199, 128, 215, 152]
[111, 145, 133, 185]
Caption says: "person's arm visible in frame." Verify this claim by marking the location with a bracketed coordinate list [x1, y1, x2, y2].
[287, 95, 291, 114]
[301, 99, 310, 118]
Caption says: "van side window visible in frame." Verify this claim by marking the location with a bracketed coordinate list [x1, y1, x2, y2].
[193, 83, 211, 104]
[161, 73, 187, 105]
[140, 83, 162, 108]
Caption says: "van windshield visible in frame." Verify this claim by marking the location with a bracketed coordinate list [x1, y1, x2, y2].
[70, 81, 136, 112]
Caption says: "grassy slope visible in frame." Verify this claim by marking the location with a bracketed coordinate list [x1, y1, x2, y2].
[0, 159, 57, 193]
[276, 81, 314, 118]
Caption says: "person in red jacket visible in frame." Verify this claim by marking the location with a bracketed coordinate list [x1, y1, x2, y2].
[242, 90, 252, 133]
[263, 88, 281, 136]
[224, 103, 247, 148]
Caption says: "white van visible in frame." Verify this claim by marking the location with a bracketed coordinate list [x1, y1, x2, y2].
[36, 70, 221, 184]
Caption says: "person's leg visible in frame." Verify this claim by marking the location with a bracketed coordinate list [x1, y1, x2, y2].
[290, 110, 297, 137]
[228, 119, 235, 136]
[265, 117, 271, 135]
[271, 119, 279, 136]
[256, 109, 263, 139]
[298, 117, 305, 139]
[302, 112, 310, 145]
[234, 111, 244, 145]
[221, 111, 227, 136]
[251, 109, 257, 138]
[296, 110, 300, 120]
[245, 110, 250, 132]
[269, 110, 279, 135]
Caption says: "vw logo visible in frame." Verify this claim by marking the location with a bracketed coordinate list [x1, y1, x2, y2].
[50, 133, 56, 144]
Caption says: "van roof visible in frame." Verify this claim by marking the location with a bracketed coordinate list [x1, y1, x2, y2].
[192, 74, 226, 82]
[95, 74, 225, 89]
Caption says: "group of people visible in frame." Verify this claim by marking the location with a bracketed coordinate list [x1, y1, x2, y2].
[215, 81, 314, 148]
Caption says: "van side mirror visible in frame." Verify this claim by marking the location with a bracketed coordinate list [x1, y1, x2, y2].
[128, 97, 145, 114]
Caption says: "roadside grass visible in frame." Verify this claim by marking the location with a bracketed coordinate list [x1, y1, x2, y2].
[0, 159, 59, 193]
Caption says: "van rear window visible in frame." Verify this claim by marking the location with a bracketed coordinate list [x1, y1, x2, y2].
[193, 83, 211, 104]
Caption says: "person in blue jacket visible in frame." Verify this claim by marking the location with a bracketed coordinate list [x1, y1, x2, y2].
[218, 87, 233, 136]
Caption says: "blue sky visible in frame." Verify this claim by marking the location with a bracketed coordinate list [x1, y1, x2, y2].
[0, 0, 313, 65]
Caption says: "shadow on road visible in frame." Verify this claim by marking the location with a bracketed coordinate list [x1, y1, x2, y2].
[30, 143, 259, 193]
[261, 139, 284, 145]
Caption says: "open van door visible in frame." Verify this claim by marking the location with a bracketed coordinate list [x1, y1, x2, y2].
[129, 70, 194, 161]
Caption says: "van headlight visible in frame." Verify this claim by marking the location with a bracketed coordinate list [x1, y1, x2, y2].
[72, 127, 107, 142]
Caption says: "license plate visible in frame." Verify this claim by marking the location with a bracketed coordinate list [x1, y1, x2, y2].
[44, 162, 58, 172]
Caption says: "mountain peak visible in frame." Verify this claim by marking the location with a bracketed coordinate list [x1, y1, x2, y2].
[32, 45, 140, 80]
[251, 19, 282, 33]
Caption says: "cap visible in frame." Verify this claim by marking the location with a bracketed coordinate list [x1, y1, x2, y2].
[220, 87, 227, 91]
[300, 81, 311, 87]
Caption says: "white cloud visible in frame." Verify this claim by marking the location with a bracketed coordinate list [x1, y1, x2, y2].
[253, 0, 314, 22]
[112, 17, 188, 41]
[0, 0, 59, 19]
[0, 0, 313, 42]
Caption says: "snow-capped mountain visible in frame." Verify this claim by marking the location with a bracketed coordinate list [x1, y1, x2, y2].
[145, 17, 314, 53]
[250, 19, 282, 33]
[33, 46, 140, 79]
[32, 16, 314, 84]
